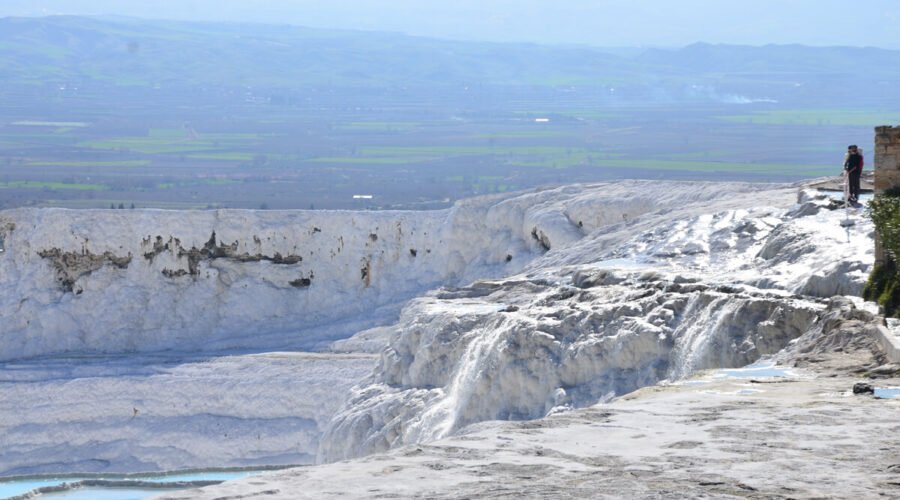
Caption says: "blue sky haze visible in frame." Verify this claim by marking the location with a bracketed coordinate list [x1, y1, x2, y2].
[1, 0, 898, 48]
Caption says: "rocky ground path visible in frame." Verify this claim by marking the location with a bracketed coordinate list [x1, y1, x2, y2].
[159, 299, 900, 499]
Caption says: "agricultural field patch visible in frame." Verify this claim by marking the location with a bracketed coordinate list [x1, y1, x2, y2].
[719, 109, 900, 127]
[26, 160, 152, 167]
[0, 181, 108, 190]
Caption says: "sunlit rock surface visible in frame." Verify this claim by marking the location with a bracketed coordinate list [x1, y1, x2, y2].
[159, 298, 898, 500]
[0, 180, 876, 479]
[0, 182, 861, 361]
[317, 184, 873, 461]
[0, 200, 526, 360]
[318, 273, 822, 462]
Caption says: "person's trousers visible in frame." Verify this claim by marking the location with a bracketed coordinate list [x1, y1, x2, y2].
[849, 170, 861, 200]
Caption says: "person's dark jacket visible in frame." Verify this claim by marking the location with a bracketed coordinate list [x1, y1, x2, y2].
[845, 152, 863, 173]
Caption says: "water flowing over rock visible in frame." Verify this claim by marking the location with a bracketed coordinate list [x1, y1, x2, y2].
[0, 181, 876, 474]
[168, 298, 897, 500]
[0, 181, 837, 361]
[317, 186, 873, 462]
[317, 269, 822, 462]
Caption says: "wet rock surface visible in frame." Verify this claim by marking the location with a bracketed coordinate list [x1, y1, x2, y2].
[0, 352, 376, 477]
[0, 181, 885, 491]
[311, 184, 875, 464]
[0, 182, 872, 361]
[160, 300, 900, 500]
[778, 297, 888, 372]
[318, 268, 824, 462]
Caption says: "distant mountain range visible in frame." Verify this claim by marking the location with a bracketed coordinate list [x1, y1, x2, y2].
[637, 42, 900, 78]
[1, 16, 899, 106]
[0, 16, 631, 88]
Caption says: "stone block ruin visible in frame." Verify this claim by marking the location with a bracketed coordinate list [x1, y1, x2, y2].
[874, 125, 900, 192]
[873, 125, 900, 264]
[875, 125, 900, 193]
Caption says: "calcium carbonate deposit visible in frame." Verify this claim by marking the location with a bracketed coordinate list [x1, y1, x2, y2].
[0, 180, 885, 496]
[316, 182, 872, 462]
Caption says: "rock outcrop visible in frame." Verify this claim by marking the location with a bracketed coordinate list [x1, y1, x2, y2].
[0, 181, 832, 361]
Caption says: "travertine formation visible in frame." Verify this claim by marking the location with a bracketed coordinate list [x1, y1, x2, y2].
[0, 181, 879, 483]
[0, 182, 805, 361]
[317, 187, 875, 462]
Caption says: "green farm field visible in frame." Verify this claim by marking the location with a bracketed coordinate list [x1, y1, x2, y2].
[0, 16, 898, 209]
[719, 109, 900, 127]
[0, 102, 885, 210]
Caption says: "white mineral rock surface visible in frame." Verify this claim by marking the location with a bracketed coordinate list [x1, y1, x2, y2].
[0, 180, 884, 493]
[161, 352, 900, 500]
[160, 297, 900, 499]
[316, 183, 874, 462]
[0, 352, 373, 476]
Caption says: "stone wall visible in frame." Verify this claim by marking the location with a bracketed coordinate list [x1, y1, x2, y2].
[874, 126, 900, 192]
[874, 126, 900, 265]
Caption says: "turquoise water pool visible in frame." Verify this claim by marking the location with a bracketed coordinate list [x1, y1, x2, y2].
[0, 470, 270, 499]
[40, 487, 177, 499]
[714, 361, 794, 379]
[875, 387, 900, 399]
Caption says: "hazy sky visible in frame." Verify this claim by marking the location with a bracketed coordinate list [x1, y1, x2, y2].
[3, 0, 899, 49]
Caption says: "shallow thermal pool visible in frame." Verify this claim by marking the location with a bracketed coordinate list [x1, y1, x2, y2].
[677, 360, 796, 387]
[713, 361, 795, 379]
[0, 469, 273, 500]
[874, 387, 900, 399]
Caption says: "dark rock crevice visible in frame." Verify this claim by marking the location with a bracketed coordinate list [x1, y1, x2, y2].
[143, 231, 304, 277]
[361, 258, 372, 287]
[531, 227, 551, 251]
[0, 221, 14, 254]
[162, 268, 189, 278]
[290, 277, 312, 288]
[38, 248, 133, 293]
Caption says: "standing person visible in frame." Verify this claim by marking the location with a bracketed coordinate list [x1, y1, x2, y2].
[844, 144, 864, 203]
